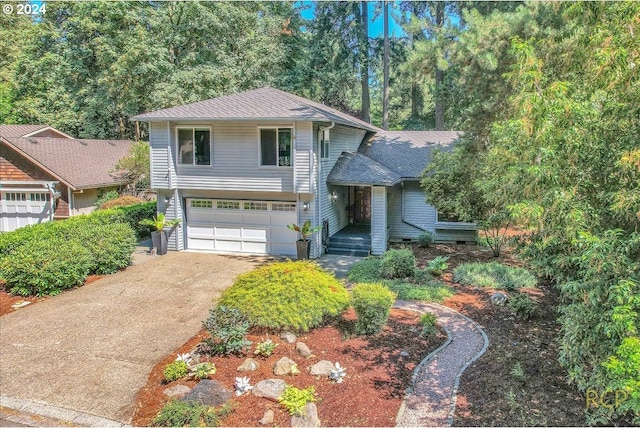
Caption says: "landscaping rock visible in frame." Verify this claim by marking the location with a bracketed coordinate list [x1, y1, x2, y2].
[281, 332, 297, 344]
[274, 357, 297, 375]
[491, 292, 508, 306]
[181, 379, 231, 407]
[296, 342, 312, 358]
[259, 409, 275, 425]
[253, 379, 286, 401]
[238, 358, 260, 372]
[163, 384, 191, 397]
[400, 351, 410, 358]
[310, 360, 335, 377]
[290, 403, 320, 427]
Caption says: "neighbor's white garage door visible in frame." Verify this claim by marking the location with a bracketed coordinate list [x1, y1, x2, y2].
[186, 199, 297, 256]
[0, 191, 52, 232]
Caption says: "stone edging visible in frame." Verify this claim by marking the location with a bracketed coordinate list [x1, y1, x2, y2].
[0, 395, 128, 427]
[394, 302, 489, 427]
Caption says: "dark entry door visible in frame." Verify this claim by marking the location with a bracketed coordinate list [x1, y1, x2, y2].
[353, 186, 371, 224]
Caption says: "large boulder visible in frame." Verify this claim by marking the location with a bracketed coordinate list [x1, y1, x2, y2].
[181, 380, 231, 407]
[274, 357, 297, 375]
[310, 360, 335, 377]
[253, 379, 286, 401]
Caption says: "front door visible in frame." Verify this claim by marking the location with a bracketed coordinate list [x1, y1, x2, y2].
[353, 186, 371, 225]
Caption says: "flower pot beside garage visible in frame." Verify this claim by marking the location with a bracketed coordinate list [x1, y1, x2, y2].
[296, 239, 311, 260]
[151, 230, 169, 255]
[140, 212, 181, 256]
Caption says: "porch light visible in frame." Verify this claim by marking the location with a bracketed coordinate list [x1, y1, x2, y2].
[331, 192, 338, 203]
[164, 195, 172, 206]
[302, 202, 310, 211]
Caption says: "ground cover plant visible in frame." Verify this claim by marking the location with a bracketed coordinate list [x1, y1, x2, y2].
[217, 261, 349, 332]
[348, 253, 454, 302]
[453, 261, 537, 290]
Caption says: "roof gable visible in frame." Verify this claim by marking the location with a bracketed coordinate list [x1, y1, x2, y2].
[0, 125, 73, 139]
[131, 87, 377, 131]
[327, 151, 402, 186]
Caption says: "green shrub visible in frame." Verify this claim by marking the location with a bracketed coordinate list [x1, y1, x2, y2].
[508, 293, 537, 320]
[254, 338, 278, 358]
[351, 283, 396, 335]
[75, 223, 136, 274]
[218, 261, 349, 332]
[420, 312, 438, 337]
[163, 360, 189, 382]
[97, 196, 143, 210]
[202, 305, 251, 355]
[453, 262, 537, 290]
[417, 231, 434, 247]
[152, 400, 232, 427]
[191, 362, 216, 380]
[95, 190, 119, 208]
[278, 385, 316, 416]
[347, 257, 383, 283]
[0, 240, 93, 296]
[426, 256, 449, 276]
[380, 249, 416, 279]
[117, 201, 156, 239]
[385, 280, 454, 302]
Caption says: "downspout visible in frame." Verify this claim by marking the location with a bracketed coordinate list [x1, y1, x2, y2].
[317, 122, 335, 255]
[401, 181, 427, 232]
[46, 183, 56, 222]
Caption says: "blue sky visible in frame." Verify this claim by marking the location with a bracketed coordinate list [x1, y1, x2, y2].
[298, 1, 404, 38]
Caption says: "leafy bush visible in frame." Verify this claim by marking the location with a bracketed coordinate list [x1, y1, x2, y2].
[350, 283, 396, 335]
[95, 190, 119, 208]
[191, 362, 216, 380]
[508, 293, 537, 320]
[420, 312, 438, 337]
[75, 223, 136, 274]
[347, 257, 383, 283]
[201, 306, 251, 355]
[116, 201, 156, 240]
[385, 280, 454, 302]
[278, 385, 316, 416]
[218, 261, 349, 332]
[98, 196, 143, 210]
[163, 360, 189, 382]
[152, 400, 232, 427]
[1, 240, 93, 296]
[426, 256, 449, 276]
[254, 338, 278, 358]
[417, 231, 434, 247]
[453, 262, 537, 290]
[379, 249, 416, 279]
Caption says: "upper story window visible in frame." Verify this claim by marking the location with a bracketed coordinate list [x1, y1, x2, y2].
[260, 128, 292, 167]
[320, 129, 330, 159]
[177, 127, 211, 166]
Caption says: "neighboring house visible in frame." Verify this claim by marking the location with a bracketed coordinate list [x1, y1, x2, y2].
[0, 125, 132, 232]
[131, 87, 476, 258]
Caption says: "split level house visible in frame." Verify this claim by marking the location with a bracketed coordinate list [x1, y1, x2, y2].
[132, 87, 476, 258]
[0, 125, 132, 232]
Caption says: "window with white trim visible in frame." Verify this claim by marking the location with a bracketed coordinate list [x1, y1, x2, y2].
[4, 192, 26, 201]
[320, 129, 330, 159]
[244, 201, 268, 211]
[177, 127, 211, 166]
[260, 128, 292, 167]
[30, 193, 50, 202]
[272, 202, 296, 212]
[216, 201, 240, 210]
[190, 200, 212, 209]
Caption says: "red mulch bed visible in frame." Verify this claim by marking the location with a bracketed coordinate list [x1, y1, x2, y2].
[131, 308, 446, 427]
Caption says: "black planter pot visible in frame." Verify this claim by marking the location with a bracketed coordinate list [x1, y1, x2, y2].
[151, 230, 169, 255]
[296, 239, 311, 260]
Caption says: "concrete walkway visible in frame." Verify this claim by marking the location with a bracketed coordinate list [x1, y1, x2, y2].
[395, 301, 489, 427]
[315, 254, 363, 279]
[0, 252, 261, 425]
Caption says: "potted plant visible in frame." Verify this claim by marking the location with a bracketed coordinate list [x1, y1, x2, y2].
[287, 220, 322, 260]
[139, 212, 181, 255]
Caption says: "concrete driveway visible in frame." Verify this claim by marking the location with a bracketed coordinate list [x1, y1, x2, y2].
[0, 252, 262, 425]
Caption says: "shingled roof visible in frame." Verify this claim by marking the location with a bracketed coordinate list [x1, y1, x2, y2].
[131, 87, 377, 131]
[1, 137, 132, 189]
[0, 124, 73, 139]
[327, 152, 402, 186]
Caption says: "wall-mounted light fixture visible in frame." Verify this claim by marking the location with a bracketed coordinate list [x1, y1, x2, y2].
[164, 195, 172, 206]
[302, 202, 310, 212]
[331, 192, 338, 204]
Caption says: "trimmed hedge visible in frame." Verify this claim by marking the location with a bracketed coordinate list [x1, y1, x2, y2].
[380, 248, 416, 279]
[351, 283, 396, 335]
[218, 261, 350, 332]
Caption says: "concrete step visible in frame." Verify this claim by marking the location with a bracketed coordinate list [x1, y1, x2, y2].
[330, 237, 371, 246]
[326, 246, 370, 257]
[327, 241, 370, 251]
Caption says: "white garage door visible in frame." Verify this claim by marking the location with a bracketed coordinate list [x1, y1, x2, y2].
[186, 199, 298, 256]
[0, 191, 52, 232]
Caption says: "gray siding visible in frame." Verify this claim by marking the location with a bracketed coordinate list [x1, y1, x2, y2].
[388, 182, 437, 239]
[294, 122, 312, 194]
[157, 189, 183, 250]
[149, 122, 172, 189]
[318, 125, 367, 238]
[371, 186, 387, 255]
